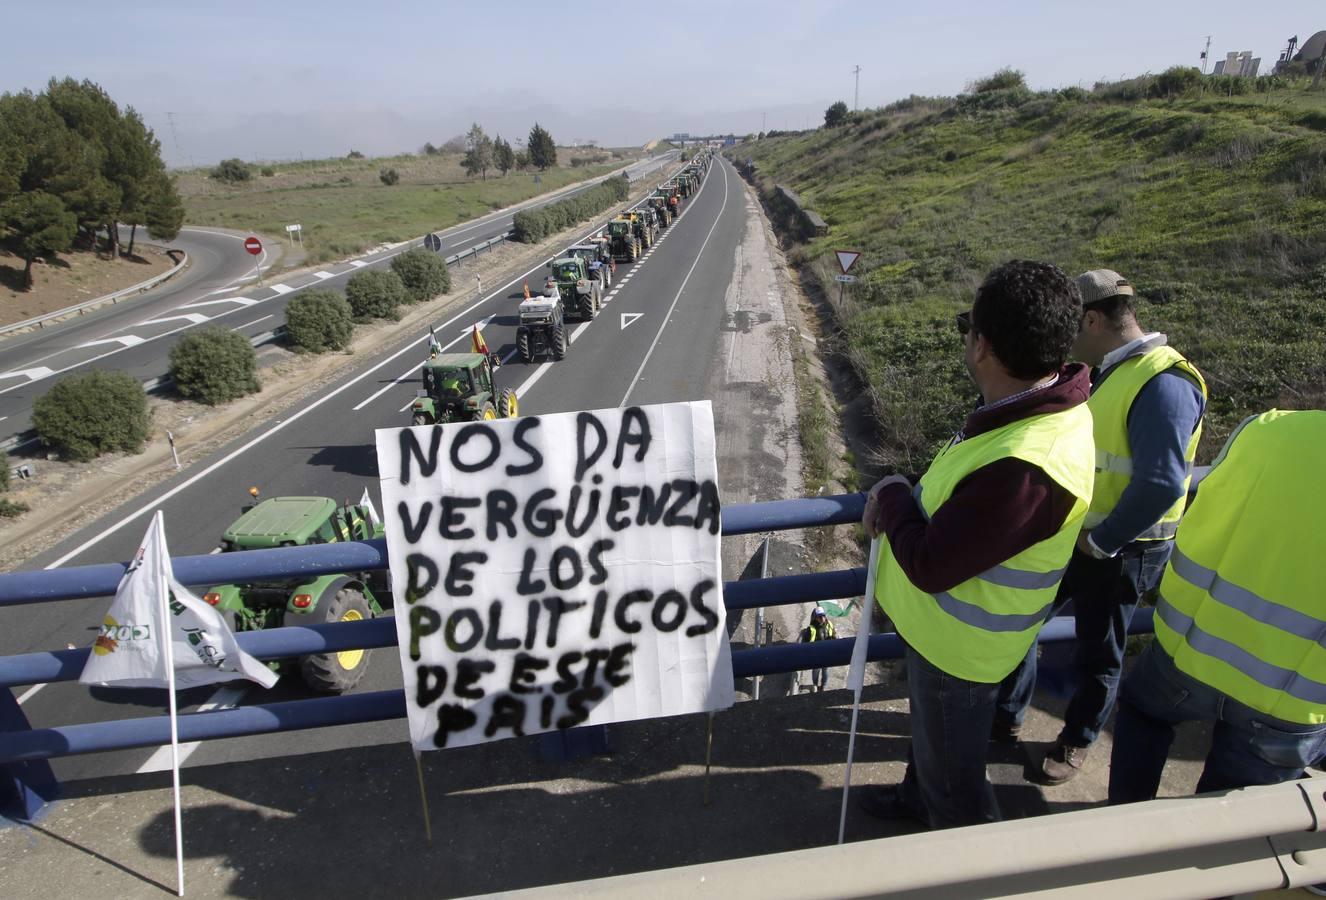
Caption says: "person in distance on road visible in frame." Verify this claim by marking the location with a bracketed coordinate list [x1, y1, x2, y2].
[858, 260, 1094, 828]
[1108, 409, 1326, 803]
[994, 269, 1207, 786]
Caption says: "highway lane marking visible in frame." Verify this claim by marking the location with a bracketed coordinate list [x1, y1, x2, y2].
[39, 167, 689, 572]
[180, 297, 260, 310]
[0, 366, 55, 383]
[269, 284, 294, 295]
[78, 335, 146, 349]
[511, 321, 594, 398]
[351, 314, 495, 411]
[209, 546, 223, 554]
[349, 261, 368, 268]
[234, 315, 273, 331]
[312, 271, 336, 280]
[142, 312, 210, 327]
[619, 158, 730, 408]
[135, 683, 249, 773]
[621, 313, 643, 330]
[399, 398, 416, 413]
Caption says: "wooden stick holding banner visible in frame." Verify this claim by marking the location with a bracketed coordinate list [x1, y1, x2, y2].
[703, 712, 715, 806]
[154, 511, 186, 896]
[837, 537, 881, 845]
[413, 751, 433, 846]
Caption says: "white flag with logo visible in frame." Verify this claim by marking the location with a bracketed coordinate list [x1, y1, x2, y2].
[79, 511, 279, 690]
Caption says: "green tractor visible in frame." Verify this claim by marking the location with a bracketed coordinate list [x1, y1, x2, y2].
[626, 208, 658, 250]
[202, 494, 388, 694]
[566, 240, 614, 289]
[545, 255, 603, 320]
[658, 180, 682, 218]
[411, 352, 518, 424]
[607, 216, 642, 263]
[649, 192, 673, 228]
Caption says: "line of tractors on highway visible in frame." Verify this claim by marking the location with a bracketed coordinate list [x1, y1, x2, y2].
[200, 150, 717, 695]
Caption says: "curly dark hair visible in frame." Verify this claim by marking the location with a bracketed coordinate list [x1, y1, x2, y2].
[972, 260, 1081, 379]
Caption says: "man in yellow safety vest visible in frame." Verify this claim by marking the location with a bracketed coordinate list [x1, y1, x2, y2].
[995, 269, 1207, 786]
[859, 260, 1094, 827]
[1109, 409, 1326, 802]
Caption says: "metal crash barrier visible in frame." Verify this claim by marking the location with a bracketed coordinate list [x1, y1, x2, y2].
[0, 492, 1153, 823]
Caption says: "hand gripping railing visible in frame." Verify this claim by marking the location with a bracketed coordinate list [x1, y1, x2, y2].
[0, 492, 1153, 820]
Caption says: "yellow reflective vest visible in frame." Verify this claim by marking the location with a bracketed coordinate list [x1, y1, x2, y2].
[1155, 409, 1326, 724]
[876, 403, 1095, 683]
[1084, 344, 1206, 541]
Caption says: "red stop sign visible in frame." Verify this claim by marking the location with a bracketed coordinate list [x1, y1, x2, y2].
[244, 236, 262, 255]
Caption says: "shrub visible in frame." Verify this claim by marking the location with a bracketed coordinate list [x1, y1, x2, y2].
[210, 158, 251, 183]
[390, 249, 451, 302]
[0, 452, 8, 492]
[260, 166, 275, 177]
[511, 176, 630, 243]
[347, 150, 365, 159]
[380, 168, 400, 186]
[968, 68, 1026, 94]
[169, 326, 260, 405]
[345, 269, 408, 320]
[1154, 66, 1202, 98]
[285, 289, 354, 352]
[32, 371, 150, 461]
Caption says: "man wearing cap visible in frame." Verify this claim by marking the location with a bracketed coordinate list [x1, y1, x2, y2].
[995, 269, 1207, 785]
[799, 607, 836, 692]
[858, 260, 1094, 827]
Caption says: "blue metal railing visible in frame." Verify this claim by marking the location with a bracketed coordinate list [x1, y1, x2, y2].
[0, 492, 1154, 821]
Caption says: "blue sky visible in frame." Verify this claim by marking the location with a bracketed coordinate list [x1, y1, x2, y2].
[2, 1, 1319, 165]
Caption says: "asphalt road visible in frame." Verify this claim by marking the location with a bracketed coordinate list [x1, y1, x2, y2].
[6, 154, 746, 783]
[0, 153, 678, 445]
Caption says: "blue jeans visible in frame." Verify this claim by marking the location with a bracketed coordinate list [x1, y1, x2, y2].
[896, 643, 1002, 828]
[1108, 642, 1326, 803]
[996, 541, 1172, 746]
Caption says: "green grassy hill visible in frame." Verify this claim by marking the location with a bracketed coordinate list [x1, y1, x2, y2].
[738, 75, 1326, 471]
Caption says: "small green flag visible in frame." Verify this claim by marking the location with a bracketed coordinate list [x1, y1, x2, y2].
[819, 599, 855, 618]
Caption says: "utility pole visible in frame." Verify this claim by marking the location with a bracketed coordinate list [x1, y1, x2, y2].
[852, 65, 862, 111]
[1201, 36, 1211, 75]
[165, 111, 184, 167]
[762, 111, 767, 135]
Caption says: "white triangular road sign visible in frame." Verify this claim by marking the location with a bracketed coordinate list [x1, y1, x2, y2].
[835, 250, 861, 275]
[620, 313, 643, 330]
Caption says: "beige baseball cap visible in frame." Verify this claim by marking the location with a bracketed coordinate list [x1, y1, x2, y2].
[1076, 269, 1134, 306]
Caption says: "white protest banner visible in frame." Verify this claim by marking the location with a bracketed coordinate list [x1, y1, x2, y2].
[79, 511, 279, 691]
[375, 401, 734, 753]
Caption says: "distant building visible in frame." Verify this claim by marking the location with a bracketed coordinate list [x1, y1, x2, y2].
[672, 133, 691, 142]
[1213, 50, 1260, 77]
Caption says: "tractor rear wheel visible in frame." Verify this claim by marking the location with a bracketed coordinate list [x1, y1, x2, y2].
[498, 388, 519, 418]
[580, 294, 595, 320]
[552, 325, 567, 361]
[517, 329, 531, 363]
[299, 587, 372, 694]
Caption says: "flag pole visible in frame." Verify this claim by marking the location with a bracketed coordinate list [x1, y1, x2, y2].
[413, 751, 434, 845]
[155, 510, 186, 896]
[838, 537, 881, 845]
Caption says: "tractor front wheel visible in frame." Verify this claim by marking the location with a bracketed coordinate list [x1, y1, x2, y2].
[300, 587, 372, 694]
[498, 388, 519, 418]
[481, 402, 497, 420]
[552, 325, 567, 361]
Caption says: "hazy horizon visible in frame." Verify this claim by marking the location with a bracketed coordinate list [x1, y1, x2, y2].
[2, 1, 1320, 167]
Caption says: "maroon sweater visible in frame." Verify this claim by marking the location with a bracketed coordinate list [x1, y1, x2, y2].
[875, 364, 1091, 594]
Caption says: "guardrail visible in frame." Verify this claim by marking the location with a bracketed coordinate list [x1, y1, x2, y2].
[0, 249, 188, 339]
[0, 492, 1157, 822]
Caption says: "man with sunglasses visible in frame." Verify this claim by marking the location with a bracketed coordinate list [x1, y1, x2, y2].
[858, 260, 1094, 827]
[995, 269, 1207, 785]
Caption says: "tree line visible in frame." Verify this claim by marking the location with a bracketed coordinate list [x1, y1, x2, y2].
[0, 77, 184, 289]
[423, 122, 559, 178]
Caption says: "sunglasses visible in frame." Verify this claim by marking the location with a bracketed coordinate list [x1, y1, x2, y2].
[956, 310, 973, 336]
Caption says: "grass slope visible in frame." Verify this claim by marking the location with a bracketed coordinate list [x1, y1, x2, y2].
[740, 82, 1326, 470]
[178, 150, 637, 263]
